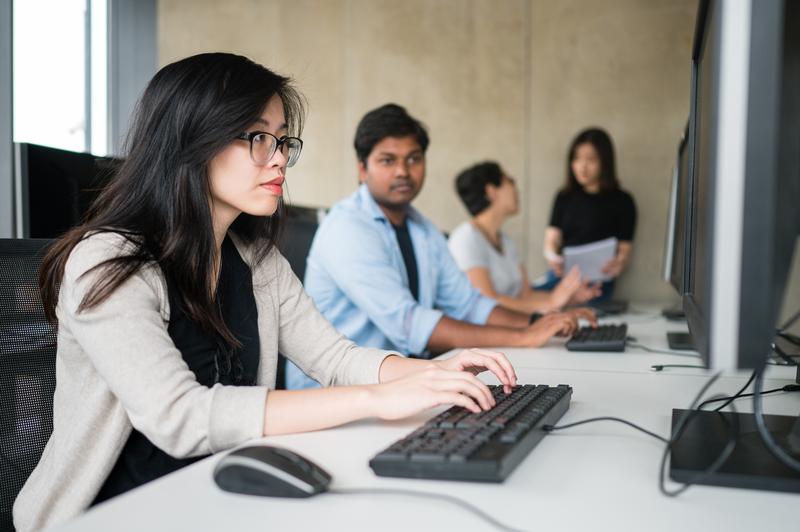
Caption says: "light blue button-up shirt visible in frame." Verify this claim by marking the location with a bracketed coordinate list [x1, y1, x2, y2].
[285, 184, 497, 390]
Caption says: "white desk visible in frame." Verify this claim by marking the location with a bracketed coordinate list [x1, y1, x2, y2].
[54, 312, 800, 532]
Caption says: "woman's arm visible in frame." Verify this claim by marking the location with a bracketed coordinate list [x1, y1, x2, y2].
[543, 227, 564, 276]
[602, 241, 633, 278]
[465, 266, 554, 313]
[262, 349, 518, 436]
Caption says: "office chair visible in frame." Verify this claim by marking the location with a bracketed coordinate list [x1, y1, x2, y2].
[277, 205, 322, 282]
[0, 239, 57, 532]
[274, 206, 322, 390]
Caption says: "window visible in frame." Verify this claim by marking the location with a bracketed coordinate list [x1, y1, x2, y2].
[12, 0, 107, 155]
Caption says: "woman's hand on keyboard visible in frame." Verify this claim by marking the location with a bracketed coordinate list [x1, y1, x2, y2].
[434, 348, 517, 394]
[371, 366, 499, 420]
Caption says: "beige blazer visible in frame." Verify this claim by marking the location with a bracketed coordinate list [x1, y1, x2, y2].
[13, 232, 391, 531]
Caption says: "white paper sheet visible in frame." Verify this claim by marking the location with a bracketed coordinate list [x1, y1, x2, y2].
[562, 237, 618, 282]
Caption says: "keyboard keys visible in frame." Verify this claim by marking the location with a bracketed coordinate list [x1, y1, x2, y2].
[565, 323, 628, 352]
[369, 384, 572, 482]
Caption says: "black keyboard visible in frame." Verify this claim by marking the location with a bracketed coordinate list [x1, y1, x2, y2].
[565, 323, 628, 352]
[369, 384, 572, 482]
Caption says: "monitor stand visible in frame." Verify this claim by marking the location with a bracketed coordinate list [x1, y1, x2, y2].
[669, 408, 800, 493]
[667, 332, 695, 351]
[662, 305, 686, 321]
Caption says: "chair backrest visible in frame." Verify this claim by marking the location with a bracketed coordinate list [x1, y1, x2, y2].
[0, 239, 57, 532]
[274, 206, 322, 390]
[277, 205, 323, 283]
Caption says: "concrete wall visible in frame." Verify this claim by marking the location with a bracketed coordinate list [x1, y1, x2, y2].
[159, 0, 700, 305]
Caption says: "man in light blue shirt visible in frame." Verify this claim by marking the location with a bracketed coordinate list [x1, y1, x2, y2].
[286, 104, 591, 390]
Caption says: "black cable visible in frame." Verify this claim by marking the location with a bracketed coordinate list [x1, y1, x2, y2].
[659, 391, 739, 497]
[779, 308, 800, 333]
[543, 416, 669, 443]
[701, 371, 756, 411]
[329, 487, 528, 532]
[776, 331, 800, 347]
[650, 364, 705, 372]
[658, 372, 742, 497]
[542, 372, 741, 497]
[752, 367, 800, 473]
[628, 341, 700, 358]
[698, 380, 800, 412]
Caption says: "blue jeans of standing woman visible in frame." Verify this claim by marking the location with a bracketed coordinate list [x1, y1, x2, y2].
[534, 269, 616, 303]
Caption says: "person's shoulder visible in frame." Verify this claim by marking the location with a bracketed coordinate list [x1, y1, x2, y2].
[448, 221, 477, 242]
[321, 199, 376, 237]
[553, 188, 577, 204]
[447, 221, 481, 249]
[612, 187, 636, 206]
[67, 230, 139, 270]
[324, 189, 374, 224]
[63, 230, 162, 295]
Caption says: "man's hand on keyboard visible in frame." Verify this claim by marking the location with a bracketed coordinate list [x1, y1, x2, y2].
[525, 312, 579, 345]
[565, 307, 598, 327]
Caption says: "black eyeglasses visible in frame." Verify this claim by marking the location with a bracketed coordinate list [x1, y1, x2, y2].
[236, 131, 303, 167]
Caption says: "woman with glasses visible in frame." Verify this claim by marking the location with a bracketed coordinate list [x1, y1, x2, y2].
[14, 53, 517, 531]
[538, 128, 637, 301]
[449, 161, 600, 315]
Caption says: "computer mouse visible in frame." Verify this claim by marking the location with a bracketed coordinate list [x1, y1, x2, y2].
[213, 445, 332, 498]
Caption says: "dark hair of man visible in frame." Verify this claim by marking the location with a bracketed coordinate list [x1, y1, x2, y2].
[39, 52, 305, 348]
[455, 161, 504, 216]
[353, 103, 429, 164]
[563, 127, 620, 193]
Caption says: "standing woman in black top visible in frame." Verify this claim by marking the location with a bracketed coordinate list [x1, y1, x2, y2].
[537, 128, 637, 301]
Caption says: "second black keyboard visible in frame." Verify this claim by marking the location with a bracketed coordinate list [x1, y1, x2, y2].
[565, 323, 628, 352]
[369, 384, 572, 482]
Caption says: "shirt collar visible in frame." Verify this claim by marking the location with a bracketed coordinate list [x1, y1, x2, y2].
[357, 183, 423, 225]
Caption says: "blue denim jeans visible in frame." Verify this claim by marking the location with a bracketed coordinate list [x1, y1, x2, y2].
[533, 269, 616, 303]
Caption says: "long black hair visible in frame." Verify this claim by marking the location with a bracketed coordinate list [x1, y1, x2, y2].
[563, 127, 619, 193]
[40, 53, 305, 347]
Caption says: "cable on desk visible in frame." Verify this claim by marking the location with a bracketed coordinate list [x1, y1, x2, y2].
[543, 416, 669, 444]
[650, 364, 705, 372]
[694, 370, 800, 411]
[628, 341, 700, 358]
[700, 371, 756, 411]
[752, 367, 800, 473]
[544, 372, 741, 497]
[329, 487, 528, 532]
[658, 373, 740, 497]
[700, 384, 800, 410]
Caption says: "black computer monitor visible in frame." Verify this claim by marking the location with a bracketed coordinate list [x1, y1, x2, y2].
[662, 123, 693, 295]
[670, 0, 800, 493]
[683, 0, 799, 370]
[13, 143, 119, 238]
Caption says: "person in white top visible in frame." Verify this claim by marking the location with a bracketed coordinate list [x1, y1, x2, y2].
[449, 161, 599, 315]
